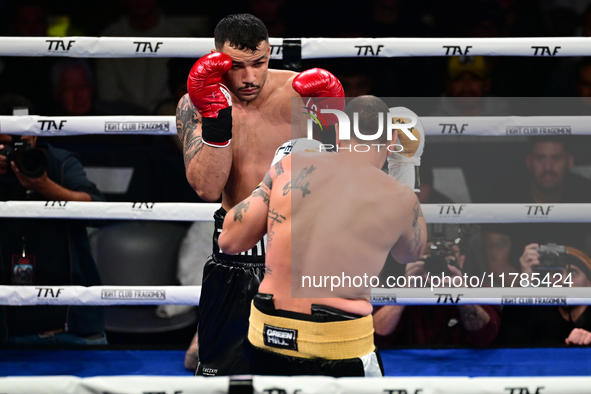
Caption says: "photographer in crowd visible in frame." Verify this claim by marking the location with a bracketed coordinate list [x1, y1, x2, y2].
[499, 246, 591, 346]
[373, 226, 501, 348]
[0, 94, 106, 345]
[483, 136, 591, 282]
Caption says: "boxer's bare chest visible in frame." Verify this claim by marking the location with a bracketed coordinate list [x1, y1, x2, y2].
[222, 97, 293, 207]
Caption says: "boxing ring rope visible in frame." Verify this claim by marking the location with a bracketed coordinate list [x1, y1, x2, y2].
[3, 36, 591, 391]
[3, 375, 590, 394]
[0, 284, 589, 307]
[0, 115, 583, 136]
[0, 201, 587, 223]
[1, 36, 591, 58]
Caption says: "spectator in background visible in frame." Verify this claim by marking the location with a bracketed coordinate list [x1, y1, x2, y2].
[483, 137, 591, 282]
[545, 7, 591, 97]
[0, 1, 54, 114]
[575, 57, 591, 114]
[337, 71, 373, 98]
[432, 56, 509, 116]
[373, 237, 501, 348]
[248, 0, 291, 37]
[499, 246, 591, 346]
[51, 59, 95, 116]
[416, 164, 453, 204]
[0, 94, 106, 345]
[95, 0, 191, 114]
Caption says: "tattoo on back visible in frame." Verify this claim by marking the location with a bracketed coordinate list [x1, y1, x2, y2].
[282, 165, 316, 197]
[408, 197, 423, 254]
[233, 201, 250, 222]
[176, 95, 203, 166]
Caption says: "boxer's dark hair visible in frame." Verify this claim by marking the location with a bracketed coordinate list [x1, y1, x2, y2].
[215, 14, 269, 52]
[344, 95, 389, 144]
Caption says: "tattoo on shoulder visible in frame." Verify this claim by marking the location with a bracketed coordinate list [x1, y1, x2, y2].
[268, 208, 286, 223]
[408, 197, 423, 254]
[176, 96, 203, 166]
[262, 172, 273, 190]
[282, 165, 316, 197]
[252, 187, 270, 206]
[274, 160, 284, 177]
[233, 200, 250, 222]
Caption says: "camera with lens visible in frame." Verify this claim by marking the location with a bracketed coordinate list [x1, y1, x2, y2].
[423, 223, 462, 274]
[536, 243, 567, 270]
[0, 137, 47, 179]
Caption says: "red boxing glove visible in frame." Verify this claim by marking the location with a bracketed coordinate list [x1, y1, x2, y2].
[187, 52, 233, 147]
[292, 68, 345, 126]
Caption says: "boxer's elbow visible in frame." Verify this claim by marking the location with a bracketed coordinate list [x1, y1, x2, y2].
[219, 231, 249, 255]
[186, 175, 222, 202]
[218, 231, 234, 254]
[193, 184, 222, 202]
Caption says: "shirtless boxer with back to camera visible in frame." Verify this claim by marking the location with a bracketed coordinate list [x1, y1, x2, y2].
[175, 13, 344, 375]
[219, 96, 427, 376]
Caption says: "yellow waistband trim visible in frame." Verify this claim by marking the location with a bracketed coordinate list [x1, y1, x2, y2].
[248, 301, 375, 360]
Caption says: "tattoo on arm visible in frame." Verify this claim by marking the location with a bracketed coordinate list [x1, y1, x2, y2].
[267, 221, 275, 250]
[176, 96, 203, 166]
[407, 197, 423, 254]
[233, 201, 250, 222]
[458, 305, 489, 331]
[282, 165, 316, 197]
[252, 187, 270, 206]
[262, 172, 273, 190]
[274, 160, 284, 177]
[268, 208, 286, 223]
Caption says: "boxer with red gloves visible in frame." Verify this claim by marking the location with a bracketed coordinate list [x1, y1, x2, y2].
[176, 14, 344, 376]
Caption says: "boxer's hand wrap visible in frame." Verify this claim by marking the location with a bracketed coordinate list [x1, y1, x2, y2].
[387, 107, 425, 192]
[293, 68, 345, 126]
[187, 52, 233, 148]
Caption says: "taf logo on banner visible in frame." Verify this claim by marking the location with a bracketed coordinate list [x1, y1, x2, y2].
[525, 205, 553, 217]
[46, 40, 75, 52]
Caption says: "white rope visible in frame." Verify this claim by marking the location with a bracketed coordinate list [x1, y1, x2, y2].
[1, 36, 590, 58]
[1, 285, 590, 306]
[0, 115, 585, 136]
[301, 37, 591, 58]
[2, 376, 229, 394]
[0, 201, 218, 221]
[0, 36, 284, 59]
[4, 376, 589, 394]
[254, 376, 591, 394]
[0, 115, 176, 136]
[0, 285, 200, 306]
[0, 201, 588, 223]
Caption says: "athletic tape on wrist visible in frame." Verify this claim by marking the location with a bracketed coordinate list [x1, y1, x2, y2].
[202, 107, 232, 147]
